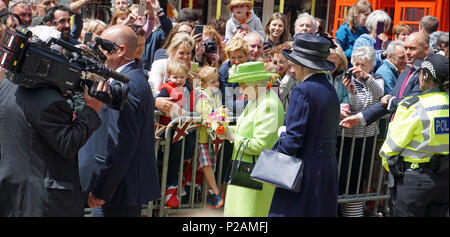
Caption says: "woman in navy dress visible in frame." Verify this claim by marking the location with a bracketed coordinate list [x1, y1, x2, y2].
[269, 34, 340, 217]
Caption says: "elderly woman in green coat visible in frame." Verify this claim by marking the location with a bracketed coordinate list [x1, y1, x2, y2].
[217, 61, 285, 217]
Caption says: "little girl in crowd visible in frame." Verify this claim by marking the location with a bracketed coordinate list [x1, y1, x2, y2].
[194, 66, 224, 208]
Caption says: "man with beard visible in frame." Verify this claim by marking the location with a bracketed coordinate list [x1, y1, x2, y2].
[44, 5, 80, 45]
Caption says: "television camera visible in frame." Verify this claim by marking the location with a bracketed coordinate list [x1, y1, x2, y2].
[0, 25, 130, 110]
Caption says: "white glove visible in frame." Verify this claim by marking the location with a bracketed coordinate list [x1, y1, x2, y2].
[278, 126, 286, 137]
[217, 128, 235, 142]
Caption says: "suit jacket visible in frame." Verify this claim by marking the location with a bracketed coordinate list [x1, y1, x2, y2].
[78, 62, 160, 208]
[218, 60, 247, 118]
[362, 65, 421, 125]
[269, 73, 340, 217]
[0, 79, 101, 217]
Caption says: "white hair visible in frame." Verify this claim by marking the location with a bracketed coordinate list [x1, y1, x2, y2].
[351, 46, 376, 69]
[8, 0, 32, 12]
[294, 12, 317, 32]
[385, 40, 405, 57]
[365, 10, 391, 33]
[111, 0, 133, 10]
[244, 31, 264, 44]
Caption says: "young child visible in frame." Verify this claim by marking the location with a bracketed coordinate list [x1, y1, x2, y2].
[156, 58, 193, 208]
[157, 59, 190, 125]
[224, 0, 265, 41]
[193, 66, 224, 208]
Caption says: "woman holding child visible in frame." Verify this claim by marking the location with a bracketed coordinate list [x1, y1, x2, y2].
[217, 62, 284, 217]
[148, 32, 195, 97]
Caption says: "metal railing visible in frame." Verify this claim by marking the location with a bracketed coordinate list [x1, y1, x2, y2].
[84, 113, 392, 217]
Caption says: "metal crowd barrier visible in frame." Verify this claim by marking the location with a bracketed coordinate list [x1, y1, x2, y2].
[151, 114, 230, 217]
[84, 113, 392, 217]
[337, 115, 391, 217]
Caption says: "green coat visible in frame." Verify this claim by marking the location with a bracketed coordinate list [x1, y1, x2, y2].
[224, 90, 284, 217]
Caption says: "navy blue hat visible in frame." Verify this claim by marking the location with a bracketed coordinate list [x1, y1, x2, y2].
[282, 34, 335, 71]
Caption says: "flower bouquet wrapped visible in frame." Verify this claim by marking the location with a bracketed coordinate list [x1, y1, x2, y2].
[206, 106, 230, 135]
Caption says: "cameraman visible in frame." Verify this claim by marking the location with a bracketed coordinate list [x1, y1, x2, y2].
[0, 64, 107, 216]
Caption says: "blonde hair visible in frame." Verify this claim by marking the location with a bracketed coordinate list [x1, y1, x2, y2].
[161, 22, 194, 49]
[197, 66, 218, 85]
[393, 23, 411, 37]
[329, 45, 348, 72]
[346, 0, 373, 32]
[167, 58, 189, 77]
[0, 22, 6, 41]
[80, 19, 107, 42]
[166, 32, 195, 57]
[224, 37, 248, 58]
[110, 9, 131, 25]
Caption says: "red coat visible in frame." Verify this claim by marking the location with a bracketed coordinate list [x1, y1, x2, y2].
[158, 81, 195, 125]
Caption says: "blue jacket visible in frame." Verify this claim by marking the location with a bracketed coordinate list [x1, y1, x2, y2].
[218, 60, 247, 117]
[327, 72, 349, 104]
[335, 24, 367, 67]
[269, 73, 340, 217]
[353, 33, 389, 71]
[376, 60, 398, 94]
[78, 62, 160, 207]
[141, 13, 173, 72]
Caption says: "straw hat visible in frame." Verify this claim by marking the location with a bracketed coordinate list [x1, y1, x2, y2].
[228, 61, 274, 83]
[226, 0, 254, 12]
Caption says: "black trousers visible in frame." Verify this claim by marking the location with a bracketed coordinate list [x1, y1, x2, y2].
[390, 170, 449, 217]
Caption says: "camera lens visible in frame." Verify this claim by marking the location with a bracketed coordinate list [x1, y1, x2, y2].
[344, 69, 352, 79]
[203, 39, 217, 54]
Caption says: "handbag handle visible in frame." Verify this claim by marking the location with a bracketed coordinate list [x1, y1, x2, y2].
[235, 139, 257, 167]
[226, 139, 247, 184]
[226, 138, 256, 184]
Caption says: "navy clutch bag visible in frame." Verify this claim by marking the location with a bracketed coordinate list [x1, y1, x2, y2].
[250, 148, 304, 193]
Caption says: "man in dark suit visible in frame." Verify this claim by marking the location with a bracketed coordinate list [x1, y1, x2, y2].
[340, 32, 430, 128]
[78, 25, 160, 217]
[0, 70, 106, 217]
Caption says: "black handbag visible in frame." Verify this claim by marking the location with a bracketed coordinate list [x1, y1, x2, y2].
[223, 139, 263, 190]
[250, 147, 304, 193]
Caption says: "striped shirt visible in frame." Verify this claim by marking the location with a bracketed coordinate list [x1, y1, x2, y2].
[343, 73, 385, 138]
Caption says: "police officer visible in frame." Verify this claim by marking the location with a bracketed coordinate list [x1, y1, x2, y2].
[379, 54, 449, 217]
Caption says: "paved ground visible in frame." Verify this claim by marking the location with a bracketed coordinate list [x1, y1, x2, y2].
[167, 208, 224, 217]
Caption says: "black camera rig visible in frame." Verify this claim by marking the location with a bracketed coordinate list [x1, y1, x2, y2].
[0, 26, 130, 110]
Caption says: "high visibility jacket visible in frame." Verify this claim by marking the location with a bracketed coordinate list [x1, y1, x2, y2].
[380, 88, 449, 171]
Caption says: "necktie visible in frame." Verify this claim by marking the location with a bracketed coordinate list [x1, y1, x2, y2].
[398, 67, 415, 98]
[391, 67, 415, 121]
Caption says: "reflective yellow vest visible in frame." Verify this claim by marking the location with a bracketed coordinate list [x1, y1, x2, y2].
[380, 88, 449, 171]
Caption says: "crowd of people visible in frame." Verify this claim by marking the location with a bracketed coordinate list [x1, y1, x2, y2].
[0, 0, 448, 217]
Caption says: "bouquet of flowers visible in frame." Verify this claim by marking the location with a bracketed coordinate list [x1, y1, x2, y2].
[206, 106, 230, 135]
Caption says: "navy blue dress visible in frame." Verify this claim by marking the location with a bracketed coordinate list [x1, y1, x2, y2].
[269, 73, 340, 217]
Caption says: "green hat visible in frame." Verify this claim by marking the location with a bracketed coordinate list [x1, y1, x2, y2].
[228, 61, 274, 83]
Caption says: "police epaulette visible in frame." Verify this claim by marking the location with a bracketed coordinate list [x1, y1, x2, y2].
[401, 96, 419, 108]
